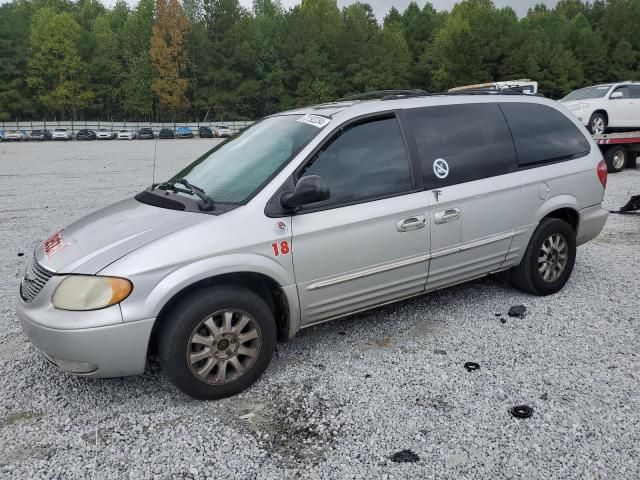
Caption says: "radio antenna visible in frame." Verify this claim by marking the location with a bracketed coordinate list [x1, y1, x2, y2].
[152, 126, 159, 185]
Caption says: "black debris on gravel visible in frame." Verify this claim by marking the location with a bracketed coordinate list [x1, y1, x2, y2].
[510, 405, 534, 419]
[500, 318, 507, 324]
[17, 252, 24, 257]
[433, 349, 447, 355]
[508, 305, 527, 318]
[539, 393, 548, 400]
[364, 374, 371, 378]
[464, 362, 480, 372]
[338, 331, 346, 336]
[390, 449, 420, 463]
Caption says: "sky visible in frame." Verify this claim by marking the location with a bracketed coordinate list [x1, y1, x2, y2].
[0, 0, 560, 19]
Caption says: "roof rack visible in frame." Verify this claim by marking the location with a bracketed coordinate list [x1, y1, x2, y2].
[338, 89, 429, 101]
[334, 87, 543, 104]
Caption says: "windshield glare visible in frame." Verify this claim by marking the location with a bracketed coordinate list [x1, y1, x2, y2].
[170, 115, 326, 204]
[563, 85, 611, 101]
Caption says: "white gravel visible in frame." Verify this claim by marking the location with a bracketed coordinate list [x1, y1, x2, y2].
[1, 140, 639, 479]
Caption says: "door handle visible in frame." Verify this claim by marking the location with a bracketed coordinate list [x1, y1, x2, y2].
[434, 208, 461, 224]
[397, 215, 426, 232]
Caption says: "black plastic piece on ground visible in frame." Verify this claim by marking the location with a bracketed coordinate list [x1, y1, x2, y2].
[464, 362, 480, 372]
[500, 317, 507, 324]
[619, 195, 640, 213]
[508, 305, 527, 318]
[510, 405, 533, 418]
[17, 252, 24, 257]
[434, 349, 447, 355]
[390, 449, 420, 463]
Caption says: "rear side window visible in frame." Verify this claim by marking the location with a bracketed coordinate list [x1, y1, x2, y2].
[406, 103, 517, 188]
[500, 103, 590, 167]
[300, 117, 412, 208]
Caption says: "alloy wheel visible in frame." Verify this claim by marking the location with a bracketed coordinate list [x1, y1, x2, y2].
[186, 309, 262, 385]
[537, 233, 568, 283]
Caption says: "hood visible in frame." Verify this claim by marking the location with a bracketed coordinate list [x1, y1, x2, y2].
[35, 198, 207, 274]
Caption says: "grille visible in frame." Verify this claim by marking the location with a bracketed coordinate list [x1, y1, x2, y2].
[20, 258, 54, 302]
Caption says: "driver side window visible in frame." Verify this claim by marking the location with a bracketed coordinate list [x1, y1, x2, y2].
[612, 86, 629, 99]
[300, 116, 412, 209]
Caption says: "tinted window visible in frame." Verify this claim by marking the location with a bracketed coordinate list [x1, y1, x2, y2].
[612, 86, 629, 99]
[501, 103, 590, 167]
[629, 85, 640, 99]
[300, 117, 412, 208]
[406, 103, 517, 188]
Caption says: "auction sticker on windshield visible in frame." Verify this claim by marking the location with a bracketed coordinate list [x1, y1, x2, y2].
[297, 114, 330, 129]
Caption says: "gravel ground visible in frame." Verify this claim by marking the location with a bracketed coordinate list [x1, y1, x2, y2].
[0, 140, 639, 479]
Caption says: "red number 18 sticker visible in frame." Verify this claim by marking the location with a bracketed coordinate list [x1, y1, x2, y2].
[271, 240, 290, 256]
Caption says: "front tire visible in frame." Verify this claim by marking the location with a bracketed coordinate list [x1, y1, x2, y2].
[588, 113, 607, 135]
[158, 285, 276, 400]
[511, 218, 576, 296]
[604, 145, 627, 173]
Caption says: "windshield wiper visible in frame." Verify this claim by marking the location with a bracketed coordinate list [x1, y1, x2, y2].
[155, 178, 214, 211]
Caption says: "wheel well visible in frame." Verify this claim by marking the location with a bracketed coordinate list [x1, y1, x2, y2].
[592, 109, 608, 123]
[544, 208, 578, 232]
[148, 272, 290, 356]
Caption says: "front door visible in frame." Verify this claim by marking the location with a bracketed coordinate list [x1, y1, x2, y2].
[404, 103, 522, 291]
[290, 115, 430, 325]
[609, 86, 635, 127]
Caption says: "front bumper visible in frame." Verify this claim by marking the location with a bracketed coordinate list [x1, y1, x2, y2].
[17, 297, 155, 378]
[577, 204, 608, 246]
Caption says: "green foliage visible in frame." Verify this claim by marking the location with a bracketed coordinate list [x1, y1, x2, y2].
[27, 8, 94, 117]
[4, 0, 640, 120]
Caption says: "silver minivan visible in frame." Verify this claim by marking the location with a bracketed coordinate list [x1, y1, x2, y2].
[17, 93, 609, 399]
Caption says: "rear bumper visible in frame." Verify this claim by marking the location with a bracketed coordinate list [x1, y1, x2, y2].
[577, 204, 608, 246]
[17, 309, 155, 378]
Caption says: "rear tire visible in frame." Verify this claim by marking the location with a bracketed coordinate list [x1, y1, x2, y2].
[158, 285, 276, 400]
[511, 218, 576, 296]
[604, 145, 627, 173]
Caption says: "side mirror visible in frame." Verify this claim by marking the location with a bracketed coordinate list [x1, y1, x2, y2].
[280, 175, 330, 209]
[610, 91, 624, 99]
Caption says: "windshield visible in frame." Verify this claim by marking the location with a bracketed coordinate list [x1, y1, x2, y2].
[55, 129, 66, 132]
[170, 115, 327, 204]
[563, 85, 611, 101]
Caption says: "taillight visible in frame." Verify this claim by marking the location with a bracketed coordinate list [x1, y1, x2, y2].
[597, 159, 607, 189]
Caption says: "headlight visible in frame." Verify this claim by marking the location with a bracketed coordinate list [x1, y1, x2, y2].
[567, 103, 589, 111]
[52, 276, 133, 310]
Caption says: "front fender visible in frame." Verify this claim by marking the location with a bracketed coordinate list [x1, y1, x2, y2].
[113, 253, 296, 323]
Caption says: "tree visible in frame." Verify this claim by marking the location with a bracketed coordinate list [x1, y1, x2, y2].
[27, 8, 94, 118]
[150, 0, 191, 116]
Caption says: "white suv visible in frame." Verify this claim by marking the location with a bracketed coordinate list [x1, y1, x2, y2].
[561, 82, 640, 135]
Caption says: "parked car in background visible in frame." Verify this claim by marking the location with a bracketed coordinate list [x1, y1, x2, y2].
[138, 127, 155, 139]
[214, 125, 232, 137]
[0, 129, 5, 141]
[97, 128, 116, 140]
[561, 82, 640, 135]
[176, 127, 194, 139]
[29, 129, 52, 141]
[117, 129, 137, 140]
[198, 126, 214, 138]
[159, 128, 175, 139]
[5, 130, 29, 141]
[52, 128, 72, 141]
[76, 129, 97, 141]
